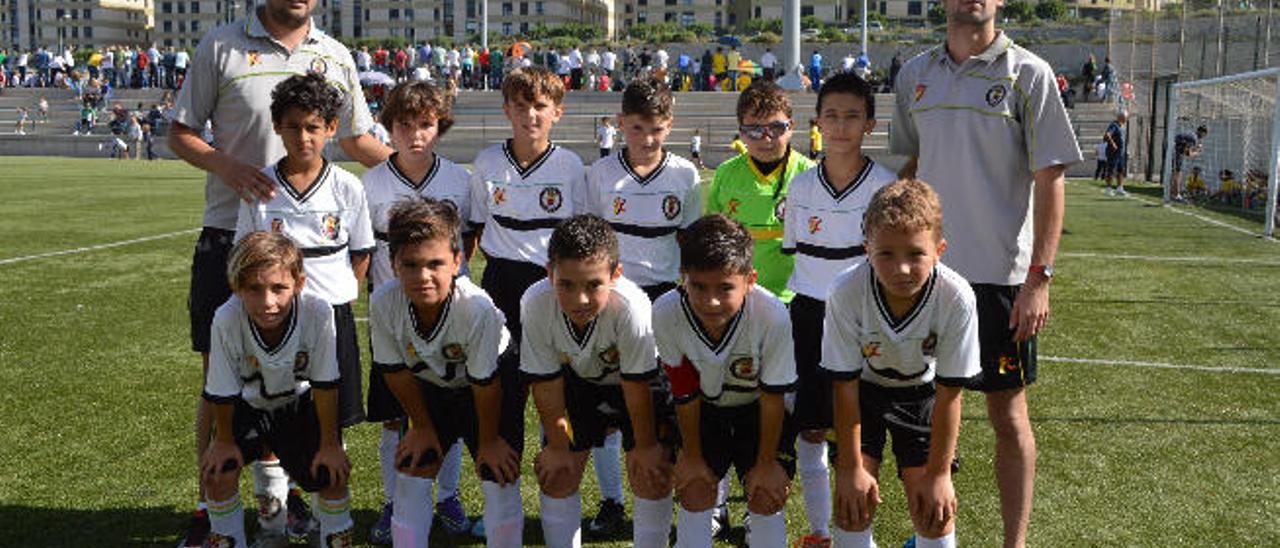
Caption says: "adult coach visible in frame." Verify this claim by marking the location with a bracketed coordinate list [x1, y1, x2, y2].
[168, 1, 389, 545]
[1169, 125, 1208, 203]
[890, 0, 1081, 545]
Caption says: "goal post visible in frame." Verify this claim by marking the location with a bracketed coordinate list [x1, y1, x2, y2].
[1161, 68, 1280, 238]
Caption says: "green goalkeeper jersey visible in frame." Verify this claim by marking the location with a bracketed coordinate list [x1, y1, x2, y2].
[707, 147, 815, 303]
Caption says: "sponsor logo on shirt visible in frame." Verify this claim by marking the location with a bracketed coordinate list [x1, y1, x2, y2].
[914, 84, 927, 102]
[807, 215, 822, 234]
[247, 50, 262, 67]
[861, 342, 881, 359]
[612, 197, 627, 216]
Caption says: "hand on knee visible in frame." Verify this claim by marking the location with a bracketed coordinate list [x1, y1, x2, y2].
[747, 492, 785, 515]
[677, 482, 716, 512]
[539, 470, 582, 499]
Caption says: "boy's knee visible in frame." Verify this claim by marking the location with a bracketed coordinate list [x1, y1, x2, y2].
[318, 483, 348, 501]
[539, 470, 583, 499]
[204, 471, 240, 501]
[746, 492, 785, 515]
[677, 482, 716, 512]
[630, 475, 672, 500]
[799, 429, 826, 444]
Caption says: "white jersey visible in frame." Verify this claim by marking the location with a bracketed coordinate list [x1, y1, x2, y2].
[369, 277, 509, 389]
[596, 125, 617, 150]
[520, 277, 656, 385]
[468, 140, 587, 265]
[585, 151, 702, 287]
[204, 293, 340, 411]
[236, 161, 375, 305]
[653, 285, 797, 408]
[363, 153, 473, 288]
[782, 158, 896, 300]
[821, 262, 981, 388]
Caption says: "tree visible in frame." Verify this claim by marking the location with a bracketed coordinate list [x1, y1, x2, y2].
[1003, 0, 1037, 22]
[1034, 0, 1069, 21]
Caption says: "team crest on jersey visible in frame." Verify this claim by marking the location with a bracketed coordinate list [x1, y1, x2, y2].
[807, 215, 822, 234]
[729, 357, 758, 381]
[493, 187, 507, 205]
[270, 218, 284, 233]
[985, 84, 1007, 107]
[293, 352, 309, 373]
[914, 84, 927, 102]
[662, 194, 682, 220]
[598, 345, 620, 365]
[921, 333, 937, 357]
[726, 198, 741, 215]
[442, 343, 467, 362]
[861, 342, 881, 359]
[998, 354, 1020, 375]
[322, 214, 341, 240]
[539, 187, 564, 213]
[309, 58, 328, 75]
[612, 197, 627, 216]
[774, 197, 787, 221]
[247, 50, 262, 67]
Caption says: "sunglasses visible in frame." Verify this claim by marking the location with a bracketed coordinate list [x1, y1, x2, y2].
[739, 120, 793, 140]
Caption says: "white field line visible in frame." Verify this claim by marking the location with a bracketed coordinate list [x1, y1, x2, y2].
[0, 228, 200, 266]
[1059, 251, 1280, 266]
[1042, 355, 1280, 375]
[1121, 192, 1277, 241]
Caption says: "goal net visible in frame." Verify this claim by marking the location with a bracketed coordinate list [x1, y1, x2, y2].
[1161, 68, 1280, 237]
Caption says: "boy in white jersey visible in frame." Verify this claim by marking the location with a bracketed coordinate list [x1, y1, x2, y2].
[370, 198, 526, 548]
[232, 73, 374, 542]
[361, 80, 475, 542]
[654, 214, 798, 548]
[780, 71, 897, 547]
[201, 232, 355, 547]
[822, 180, 980, 548]
[521, 215, 677, 548]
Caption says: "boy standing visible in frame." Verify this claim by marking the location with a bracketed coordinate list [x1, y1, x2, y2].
[201, 232, 355, 547]
[522, 215, 676, 547]
[369, 199, 525, 548]
[781, 72, 897, 547]
[655, 214, 798, 548]
[361, 80, 477, 542]
[596, 116, 617, 159]
[823, 179, 980, 548]
[707, 80, 816, 304]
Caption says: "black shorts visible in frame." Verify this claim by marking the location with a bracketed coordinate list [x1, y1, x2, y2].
[332, 303, 366, 427]
[188, 227, 235, 354]
[691, 150, 701, 159]
[480, 256, 547, 371]
[1173, 146, 1188, 172]
[365, 359, 402, 423]
[966, 284, 1037, 392]
[231, 391, 343, 493]
[417, 370, 526, 482]
[698, 400, 797, 483]
[790, 294, 831, 431]
[562, 369, 678, 454]
[856, 381, 934, 471]
[600, 148, 611, 159]
[1106, 149, 1125, 174]
[640, 281, 678, 304]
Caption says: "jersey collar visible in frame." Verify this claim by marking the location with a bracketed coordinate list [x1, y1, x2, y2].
[389, 152, 441, 191]
[939, 31, 1012, 68]
[273, 159, 331, 204]
[244, 8, 323, 47]
[409, 288, 454, 344]
[817, 156, 874, 202]
[503, 139, 557, 179]
[561, 311, 599, 349]
[871, 266, 937, 334]
[679, 287, 745, 355]
[249, 296, 299, 355]
[620, 149, 670, 186]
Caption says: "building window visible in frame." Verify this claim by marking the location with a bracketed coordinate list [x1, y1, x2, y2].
[180, 21, 187, 32]
[637, 9, 646, 22]
[680, 11, 694, 25]
[625, 4, 632, 13]
[503, 21, 512, 35]
[664, 11, 675, 21]
[754, 6, 760, 17]
[907, 1, 922, 15]
[391, 8, 400, 17]
[665, 0, 675, 5]
[164, 20, 172, 32]
[178, 2, 185, 13]
[520, 21, 529, 32]
[191, 1, 199, 14]
[536, 1, 544, 14]
[162, 2, 172, 14]
[801, 5, 813, 16]
[192, 20, 200, 33]
[503, 2, 512, 16]
[84, 26, 91, 39]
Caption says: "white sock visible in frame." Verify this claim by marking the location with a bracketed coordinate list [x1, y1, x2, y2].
[379, 428, 399, 503]
[592, 432, 624, 503]
[915, 531, 956, 548]
[482, 479, 524, 548]
[747, 510, 786, 548]
[313, 494, 354, 546]
[675, 506, 713, 547]
[252, 460, 288, 532]
[437, 439, 464, 499]
[206, 493, 246, 547]
[715, 475, 730, 507]
[392, 473, 434, 548]
[632, 495, 673, 548]
[539, 492, 583, 548]
[833, 525, 876, 548]
[797, 437, 831, 536]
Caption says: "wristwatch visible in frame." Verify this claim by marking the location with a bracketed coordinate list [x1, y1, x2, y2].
[1029, 263, 1054, 280]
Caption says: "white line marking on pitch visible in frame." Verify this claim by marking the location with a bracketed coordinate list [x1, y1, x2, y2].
[0, 229, 200, 266]
[1042, 355, 1280, 375]
[1122, 192, 1276, 242]
[1059, 252, 1280, 266]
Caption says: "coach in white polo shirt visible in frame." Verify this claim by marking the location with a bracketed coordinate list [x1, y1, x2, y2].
[167, 1, 390, 545]
[891, 0, 1082, 546]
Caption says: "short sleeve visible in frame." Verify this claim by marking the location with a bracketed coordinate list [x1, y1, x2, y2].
[369, 292, 407, 373]
[306, 300, 341, 387]
[1020, 62, 1083, 172]
[466, 300, 508, 384]
[820, 277, 864, 380]
[758, 301, 797, 393]
[335, 49, 375, 138]
[468, 164, 489, 228]
[889, 64, 920, 158]
[653, 302, 683, 368]
[617, 297, 658, 380]
[584, 162, 605, 218]
[234, 199, 256, 244]
[568, 156, 589, 217]
[935, 293, 981, 387]
[705, 168, 724, 214]
[454, 166, 475, 234]
[169, 34, 218, 130]
[781, 178, 799, 254]
[203, 310, 243, 403]
[518, 292, 564, 380]
[346, 177, 376, 253]
[681, 168, 704, 229]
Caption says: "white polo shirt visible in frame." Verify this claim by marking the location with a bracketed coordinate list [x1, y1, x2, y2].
[890, 33, 1082, 285]
[519, 276, 657, 385]
[468, 140, 587, 266]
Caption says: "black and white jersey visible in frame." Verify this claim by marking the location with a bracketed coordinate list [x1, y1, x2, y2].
[235, 161, 375, 305]
[468, 140, 587, 265]
[204, 293, 340, 411]
[821, 262, 981, 388]
[782, 158, 896, 300]
[519, 276, 657, 385]
[585, 150, 703, 287]
[369, 276, 509, 390]
[363, 153, 473, 288]
[653, 285, 797, 408]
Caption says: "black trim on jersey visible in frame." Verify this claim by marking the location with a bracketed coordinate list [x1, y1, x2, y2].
[562, 313, 598, 348]
[310, 380, 341, 390]
[374, 230, 389, 242]
[609, 222, 678, 238]
[372, 361, 408, 373]
[796, 242, 866, 260]
[936, 375, 972, 387]
[865, 362, 927, 381]
[467, 370, 500, 386]
[678, 288, 744, 355]
[871, 266, 937, 334]
[274, 159, 332, 204]
[351, 246, 376, 256]
[492, 214, 562, 231]
[248, 296, 299, 355]
[723, 384, 758, 393]
[619, 149, 670, 186]
[409, 290, 454, 344]
[301, 243, 349, 258]
[523, 368, 565, 381]
[817, 157, 875, 202]
[389, 151, 441, 191]
[822, 367, 862, 380]
[761, 380, 797, 393]
[620, 368, 661, 381]
[202, 391, 240, 404]
[503, 139, 558, 179]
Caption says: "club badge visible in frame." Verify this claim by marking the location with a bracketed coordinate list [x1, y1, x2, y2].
[730, 357, 758, 381]
[861, 342, 881, 359]
[662, 194, 682, 220]
[309, 58, 328, 75]
[598, 345, 620, 365]
[921, 333, 937, 357]
[539, 187, 563, 213]
[986, 84, 1007, 107]
[492, 187, 507, 205]
[322, 213, 341, 240]
[293, 352, 309, 372]
[442, 343, 467, 362]
[270, 218, 283, 233]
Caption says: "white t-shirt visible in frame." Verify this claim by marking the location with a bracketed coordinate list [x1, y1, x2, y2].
[369, 276, 509, 389]
[519, 277, 656, 385]
[363, 153, 472, 288]
[204, 292, 340, 410]
[653, 285, 797, 408]
[602, 51, 617, 71]
[690, 135, 702, 154]
[235, 161, 375, 305]
[596, 125, 617, 150]
[468, 141, 587, 265]
[760, 51, 777, 69]
[1095, 140, 1108, 161]
[820, 262, 981, 388]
